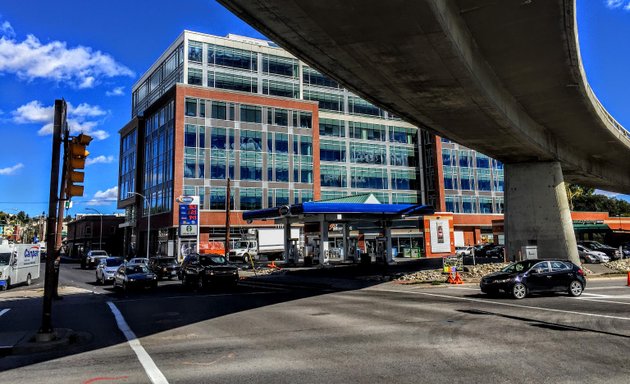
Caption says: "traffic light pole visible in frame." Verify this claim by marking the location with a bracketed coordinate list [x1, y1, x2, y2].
[39, 99, 65, 339]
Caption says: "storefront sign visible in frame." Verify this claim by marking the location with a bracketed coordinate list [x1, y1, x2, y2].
[430, 219, 451, 253]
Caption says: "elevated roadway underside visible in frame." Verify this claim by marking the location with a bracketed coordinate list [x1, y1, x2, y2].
[219, 0, 630, 193]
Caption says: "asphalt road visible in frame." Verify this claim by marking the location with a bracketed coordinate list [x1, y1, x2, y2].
[0, 263, 629, 383]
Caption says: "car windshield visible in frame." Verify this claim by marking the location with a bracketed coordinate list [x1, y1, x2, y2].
[156, 258, 176, 265]
[126, 265, 149, 274]
[199, 255, 228, 266]
[106, 258, 124, 267]
[501, 260, 539, 273]
[129, 258, 147, 264]
[234, 241, 250, 249]
[0, 252, 10, 266]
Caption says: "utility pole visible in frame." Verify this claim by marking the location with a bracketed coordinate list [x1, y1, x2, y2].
[39, 99, 65, 339]
[225, 178, 231, 258]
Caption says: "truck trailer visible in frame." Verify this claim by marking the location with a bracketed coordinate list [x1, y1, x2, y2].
[229, 227, 300, 262]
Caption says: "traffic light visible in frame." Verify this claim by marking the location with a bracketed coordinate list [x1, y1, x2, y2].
[65, 133, 92, 197]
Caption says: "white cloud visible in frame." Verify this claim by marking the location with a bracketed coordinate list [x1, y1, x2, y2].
[86, 155, 115, 166]
[87, 186, 118, 206]
[0, 20, 15, 39]
[12, 100, 110, 140]
[605, 0, 630, 9]
[0, 163, 24, 175]
[0, 28, 134, 89]
[106, 86, 125, 97]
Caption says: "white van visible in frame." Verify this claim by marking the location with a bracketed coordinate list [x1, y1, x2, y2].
[0, 240, 41, 290]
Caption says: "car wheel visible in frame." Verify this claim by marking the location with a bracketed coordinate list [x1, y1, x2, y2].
[511, 283, 527, 300]
[195, 276, 204, 290]
[26, 274, 32, 286]
[568, 280, 584, 297]
[243, 254, 251, 264]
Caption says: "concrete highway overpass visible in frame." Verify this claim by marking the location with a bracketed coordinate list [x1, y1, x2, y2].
[219, 0, 630, 263]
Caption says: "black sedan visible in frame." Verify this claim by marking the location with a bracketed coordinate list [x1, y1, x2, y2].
[480, 259, 586, 299]
[181, 254, 239, 289]
[113, 264, 158, 292]
[148, 257, 180, 280]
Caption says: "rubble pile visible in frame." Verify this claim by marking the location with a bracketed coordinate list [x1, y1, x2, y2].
[603, 259, 630, 273]
[463, 263, 509, 278]
[395, 269, 446, 283]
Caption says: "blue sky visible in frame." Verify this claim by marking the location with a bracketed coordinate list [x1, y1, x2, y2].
[0, 0, 628, 217]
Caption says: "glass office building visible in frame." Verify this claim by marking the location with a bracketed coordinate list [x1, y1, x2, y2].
[117, 31, 503, 257]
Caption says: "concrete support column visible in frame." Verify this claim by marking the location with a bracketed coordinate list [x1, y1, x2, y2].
[385, 224, 393, 265]
[320, 219, 329, 266]
[504, 161, 579, 264]
[342, 224, 349, 263]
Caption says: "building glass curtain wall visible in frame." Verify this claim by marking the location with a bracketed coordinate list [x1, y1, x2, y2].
[441, 137, 504, 214]
[125, 31, 505, 229]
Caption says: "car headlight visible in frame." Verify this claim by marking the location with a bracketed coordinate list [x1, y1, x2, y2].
[232, 271, 237, 275]
[495, 278, 512, 284]
[129, 278, 135, 282]
[206, 270, 214, 275]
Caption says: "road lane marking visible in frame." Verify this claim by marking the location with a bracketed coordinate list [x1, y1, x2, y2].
[373, 288, 630, 322]
[0, 308, 10, 317]
[583, 286, 629, 290]
[106, 302, 169, 384]
[574, 297, 630, 306]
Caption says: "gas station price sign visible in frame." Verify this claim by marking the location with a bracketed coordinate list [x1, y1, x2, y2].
[177, 196, 199, 236]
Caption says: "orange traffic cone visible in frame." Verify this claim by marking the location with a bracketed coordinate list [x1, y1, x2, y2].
[446, 272, 455, 284]
[454, 272, 464, 285]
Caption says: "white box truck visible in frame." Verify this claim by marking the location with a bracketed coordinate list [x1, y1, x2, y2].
[0, 240, 41, 290]
[229, 228, 300, 262]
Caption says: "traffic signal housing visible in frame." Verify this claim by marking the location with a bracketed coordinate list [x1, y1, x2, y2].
[65, 133, 92, 198]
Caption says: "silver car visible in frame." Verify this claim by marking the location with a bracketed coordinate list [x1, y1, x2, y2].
[96, 257, 125, 284]
[127, 257, 149, 266]
[577, 245, 609, 264]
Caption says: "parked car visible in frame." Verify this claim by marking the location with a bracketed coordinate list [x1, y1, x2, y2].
[181, 253, 238, 289]
[577, 244, 609, 264]
[485, 245, 505, 259]
[455, 246, 473, 256]
[474, 243, 497, 257]
[95, 257, 125, 285]
[81, 250, 109, 269]
[148, 257, 180, 280]
[113, 264, 158, 292]
[578, 241, 621, 260]
[480, 259, 586, 299]
[127, 257, 149, 266]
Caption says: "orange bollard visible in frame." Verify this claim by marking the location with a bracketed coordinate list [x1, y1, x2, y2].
[627, 271, 630, 287]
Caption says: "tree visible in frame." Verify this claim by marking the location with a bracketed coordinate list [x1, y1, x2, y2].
[566, 184, 630, 216]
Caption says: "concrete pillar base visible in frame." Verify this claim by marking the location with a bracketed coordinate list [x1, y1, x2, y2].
[505, 161, 579, 264]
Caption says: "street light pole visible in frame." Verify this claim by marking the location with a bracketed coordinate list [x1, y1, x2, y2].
[128, 192, 150, 259]
[85, 208, 103, 251]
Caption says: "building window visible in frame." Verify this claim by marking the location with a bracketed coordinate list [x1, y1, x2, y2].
[320, 140, 346, 162]
[239, 130, 262, 152]
[209, 44, 257, 71]
[303, 66, 339, 89]
[240, 105, 262, 123]
[273, 109, 289, 126]
[240, 152, 262, 181]
[188, 41, 203, 63]
[479, 197, 493, 214]
[348, 96, 383, 117]
[262, 54, 297, 77]
[320, 118, 345, 137]
[211, 101, 227, 120]
[321, 165, 347, 188]
[349, 121, 386, 141]
[304, 89, 343, 112]
[209, 71, 257, 93]
[185, 98, 197, 117]
[350, 143, 385, 165]
[262, 79, 299, 98]
[188, 68, 202, 86]
[240, 188, 262, 210]
[391, 169, 418, 190]
[351, 168, 387, 189]
[389, 126, 417, 145]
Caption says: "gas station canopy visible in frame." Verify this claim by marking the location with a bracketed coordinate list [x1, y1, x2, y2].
[243, 201, 435, 222]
